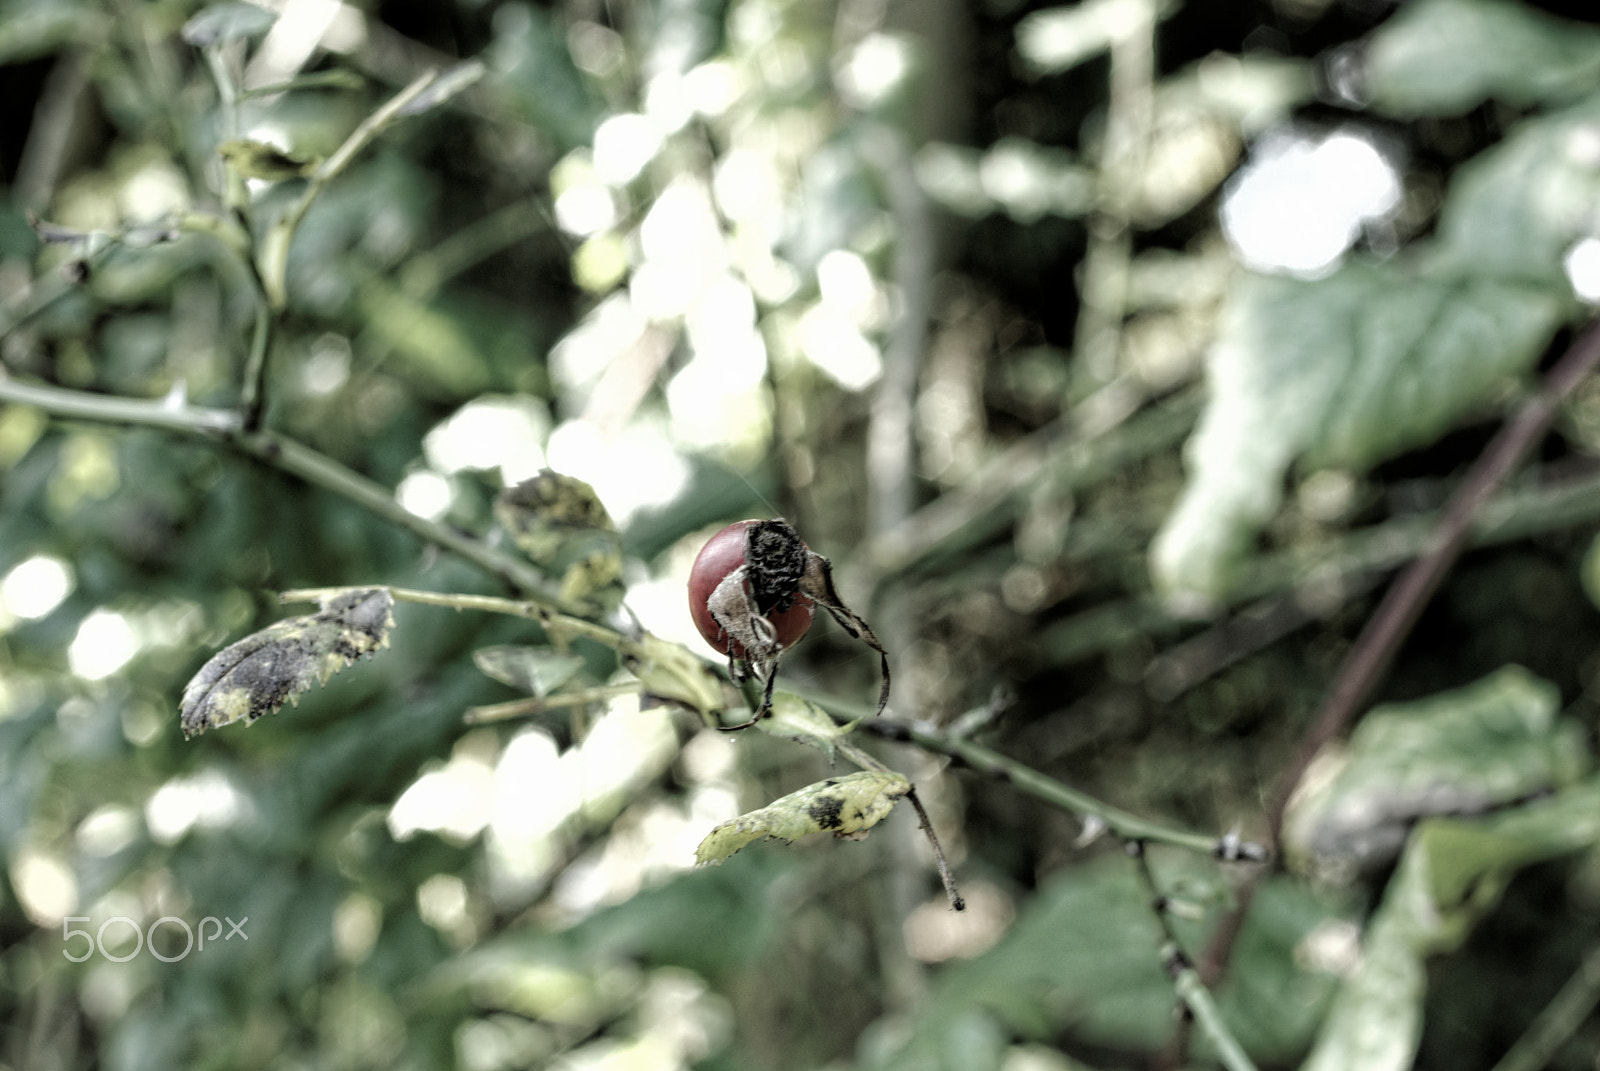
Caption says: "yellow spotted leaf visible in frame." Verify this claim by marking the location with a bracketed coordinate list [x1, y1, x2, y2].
[694, 771, 911, 866]
[180, 588, 394, 737]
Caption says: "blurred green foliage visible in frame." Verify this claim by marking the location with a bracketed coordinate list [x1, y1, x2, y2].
[5, 0, 1600, 1070]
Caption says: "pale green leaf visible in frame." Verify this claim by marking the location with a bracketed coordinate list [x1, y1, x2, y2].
[694, 771, 911, 865]
[1151, 264, 1563, 601]
[182, 2, 278, 47]
[1433, 93, 1600, 286]
[1283, 666, 1588, 880]
[754, 692, 859, 761]
[624, 633, 724, 718]
[472, 645, 585, 697]
[1365, 0, 1600, 117]
[180, 589, 394, 736]
[1302, 777, 1600, 1071]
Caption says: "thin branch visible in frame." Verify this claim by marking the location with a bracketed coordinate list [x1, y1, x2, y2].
[465, 682, 643, 726]
[257, 69, 442, 310]
[0, 374, 563, 602]
[854, 714, 1267, 859]
[1490, 941, 1600, 1071]
[1127, 841, 1260, 1071]
[1271, 314, 1600, 840]
[1071, 0, 1158, 390]
[0, 372, 241, 434]
[904, 787, 965, 911]
[1199, 315, 1600, 989]
[1042, 450, 1600, 666]
[861, 389, 1197, 585]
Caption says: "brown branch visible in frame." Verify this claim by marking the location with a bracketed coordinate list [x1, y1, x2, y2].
[1201, 315, 1600, 987]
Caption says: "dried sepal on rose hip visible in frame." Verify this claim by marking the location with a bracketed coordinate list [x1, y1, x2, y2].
[688, 519, 890, 730]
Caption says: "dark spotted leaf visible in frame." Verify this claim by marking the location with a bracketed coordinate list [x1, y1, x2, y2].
[694, 771, 910, 865]
[180, 589, 394, 737]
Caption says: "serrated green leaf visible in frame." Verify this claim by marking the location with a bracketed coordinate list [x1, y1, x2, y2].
[472, 645, 585, 696]
[218, 138, 318, 182]
[181, 2, 278, 47]
[624, 633, 724, 717]
[1283, 666, 1588, 880]
[755, 692, 859, 761]
[1152, 264, 1563, 601]
[179, 589, 394, 736]
[1365, 0, 1600, 117]
[694, 771, 911, 865]
[1302, 776, 1600, 1071]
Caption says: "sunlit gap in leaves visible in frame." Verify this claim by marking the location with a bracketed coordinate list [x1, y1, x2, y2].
[67, 599, 209, 682]
[397, 397, 552, 521]
[1221, 126, 1401, 278]
[0, 554, 73, 623]
[1565, 236, 1600, 302]
[145, 767, 258, 844]
[385, 693, 700, 913]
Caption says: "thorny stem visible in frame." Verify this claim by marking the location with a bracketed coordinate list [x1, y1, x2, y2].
[282, 586, 593, 636]
[1127, 841, 1260, 1071]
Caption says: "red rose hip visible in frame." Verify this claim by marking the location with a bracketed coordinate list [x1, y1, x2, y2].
[688, 520, 814, 658]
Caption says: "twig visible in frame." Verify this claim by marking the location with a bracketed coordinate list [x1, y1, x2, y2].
[903, 786, 965, 911]
[1127, 841, 1260, 1071]
[862, 389, 1198, 584]
[1267, 316, 1600, 840]
[281, 585, 598, 637]
[464, 682, 643, 725]
[1200, 315, 1600, 988]
[1041, 450, 1600, 666]
[837, 740, 965, 911]
[257, 69, 442, 309]
[1489, 941, 1600, 1071]
[0, 374, 563, 601]
[855, 715, 1268, 859]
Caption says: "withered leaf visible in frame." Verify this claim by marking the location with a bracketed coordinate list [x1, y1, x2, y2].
[495, 470, 623, 613]
[180, 588, 394, 737]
